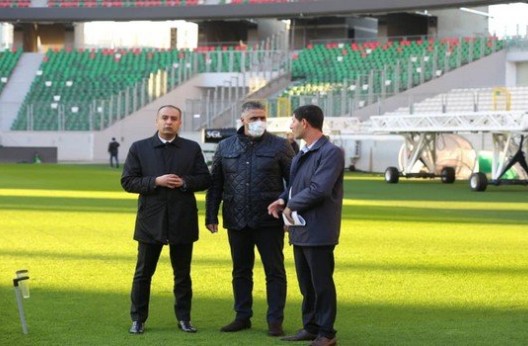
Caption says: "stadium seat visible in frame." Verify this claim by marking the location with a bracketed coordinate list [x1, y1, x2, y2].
[287, 36, 505, 115]
[0, 0, 30, 7]
[47, 0, 189, 7]
[12, 45, 253, 131]
[0, 48, 22, 95]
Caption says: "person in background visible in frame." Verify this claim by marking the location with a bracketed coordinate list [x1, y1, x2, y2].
[268, 104, 344, 346]
[121, 105, 211, 335]
[205, 100, 295, 337]
[286, 132, 300, 154]
[108, 137, 120, 168]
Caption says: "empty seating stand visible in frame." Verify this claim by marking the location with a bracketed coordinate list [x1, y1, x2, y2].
[388, 86, 528, 115]
[0, 49, 22, 95]
[287, 36, 505, 113]
[12, 48, 191, 131]
[47, 0, 193, 7]
[194, 43, 251, 72]
[225, 0, 289, 3]
[11, 45, 251, 131]
[44, 0, 294, 8]
[0, 0, 30, 7]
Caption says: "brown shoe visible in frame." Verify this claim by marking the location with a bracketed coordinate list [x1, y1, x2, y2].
[268, 322, 285, 337]
[281, 329, 317, 341]
[220, 319, 251, 332]
[310, 336, 337, 346]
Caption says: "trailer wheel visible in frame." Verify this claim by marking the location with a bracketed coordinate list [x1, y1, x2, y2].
[440, 167, 456, 184]
[469, 172, 488, 192]
[384, 167, 399, 184]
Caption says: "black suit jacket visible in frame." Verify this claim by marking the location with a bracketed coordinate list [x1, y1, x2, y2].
[121, 133, 211, 244]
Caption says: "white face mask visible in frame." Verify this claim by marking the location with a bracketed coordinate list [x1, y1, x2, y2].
[247, 120, 267, 137]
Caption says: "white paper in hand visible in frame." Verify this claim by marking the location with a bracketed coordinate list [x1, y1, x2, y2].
[282, 211, 306, 226]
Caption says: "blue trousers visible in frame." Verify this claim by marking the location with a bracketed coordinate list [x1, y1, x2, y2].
[293, 245, 337, 339]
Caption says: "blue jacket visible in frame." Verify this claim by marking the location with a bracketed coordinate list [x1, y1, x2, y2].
[281, 136, 344, 246]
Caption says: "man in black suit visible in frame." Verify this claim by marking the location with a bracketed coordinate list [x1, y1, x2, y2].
[121, 105, 211, 335]
[108, 137, 120, 168]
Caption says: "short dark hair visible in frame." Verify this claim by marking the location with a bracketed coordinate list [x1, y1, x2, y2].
[293, 105, 324, 131]
[157, 105, 182, 116]
[241, 100, 265, 113]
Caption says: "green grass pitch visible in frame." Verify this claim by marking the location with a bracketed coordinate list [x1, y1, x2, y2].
[1, 164, 527, 345]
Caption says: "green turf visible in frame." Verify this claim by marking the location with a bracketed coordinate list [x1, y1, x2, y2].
[1, 164, 527, 345]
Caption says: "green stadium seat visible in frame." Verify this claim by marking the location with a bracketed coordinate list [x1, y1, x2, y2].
[0, 48, 22, 95]
[285, 36, 507, 116]
[12, 45, 253, 131]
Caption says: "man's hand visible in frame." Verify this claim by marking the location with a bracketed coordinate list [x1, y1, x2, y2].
[155, 174, 184, 189]
[206, 224, 219, 233]
[267, 198, 285, 219]
[282, 207, 293, 224]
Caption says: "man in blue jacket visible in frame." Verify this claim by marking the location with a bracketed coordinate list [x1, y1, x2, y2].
[121, 105, 211, 335]
[268, 104, 344, 346]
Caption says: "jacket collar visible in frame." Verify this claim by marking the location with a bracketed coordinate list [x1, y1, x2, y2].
[303, 135, 328, 154]
[151, 132, 181, 148]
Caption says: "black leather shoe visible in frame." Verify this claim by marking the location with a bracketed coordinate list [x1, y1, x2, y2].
[268, 321, 285, 337]
[281, 329, 317, 341]
[220, 319, 251, 332]
[178, 320, 197, 333]
[129, 321, 144, 334]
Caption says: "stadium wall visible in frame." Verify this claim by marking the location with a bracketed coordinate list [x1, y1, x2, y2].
[0, 1, 510, 23]
[506, 50, 528, 85]
[431, 7, 489, 38]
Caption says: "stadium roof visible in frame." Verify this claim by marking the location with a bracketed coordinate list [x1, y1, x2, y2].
[0, 0, 521, 23]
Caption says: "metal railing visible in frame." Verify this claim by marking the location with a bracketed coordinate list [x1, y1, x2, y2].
[14, 50, 288, 131]
[10, 34, 528, 132]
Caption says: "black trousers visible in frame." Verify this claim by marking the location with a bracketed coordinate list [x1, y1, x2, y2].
[109, 154, 119, 167]
[130, 242, 194, 323]
[227, 226, 286, 323]
[293, 245, 337, 339]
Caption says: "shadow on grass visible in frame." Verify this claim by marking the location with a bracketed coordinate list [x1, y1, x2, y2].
[342, 204, 528, 225]
[0, 196, 136, 214]
[1, 286, 527, 346]
[2, 195, 527, 226]
[2, 248, 527, 276]
[0, 248, 233, 268]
